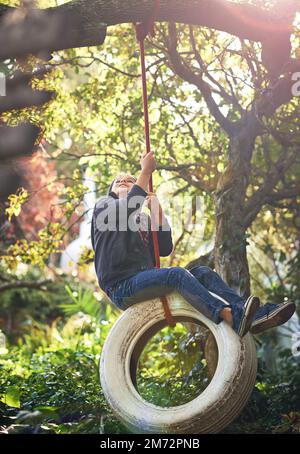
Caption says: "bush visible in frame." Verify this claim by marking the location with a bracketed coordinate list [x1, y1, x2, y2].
[0, 313, 130, 434]
[1, 310, 299, 434]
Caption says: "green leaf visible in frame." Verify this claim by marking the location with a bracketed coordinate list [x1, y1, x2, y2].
[1, 385, 21, 408]
[34, 406, 60, 419]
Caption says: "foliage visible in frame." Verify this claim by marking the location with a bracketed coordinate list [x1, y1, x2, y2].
[6, 188, 29, 223]
[1, 11, 299, 274]
[223, 349, 300, 434]
[5, 151, 64, 242]
[0, 303, 299, 434]
[136, 322, 213, 407]
[61, 285, 102, 319]
[0, 311, 127, 434]
[0, 265, 106, 342]
[1, 167, 88, 270]
[0, 0, 299, 436]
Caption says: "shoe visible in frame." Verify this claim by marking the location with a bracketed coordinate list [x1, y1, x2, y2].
[231, 295, 260, 337]
[250, 301, 296, 335]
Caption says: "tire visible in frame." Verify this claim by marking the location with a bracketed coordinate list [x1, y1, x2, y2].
[100, 291, 257, 434]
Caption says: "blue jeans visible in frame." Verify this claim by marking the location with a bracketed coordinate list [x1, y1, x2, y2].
[106, 266, 245, 325]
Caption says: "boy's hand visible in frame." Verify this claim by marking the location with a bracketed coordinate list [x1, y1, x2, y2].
[144, 191, 159, 210]
[145, 191, 164, 226]
[140, 150, 156, 175]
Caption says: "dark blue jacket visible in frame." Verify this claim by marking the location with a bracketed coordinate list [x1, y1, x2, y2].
[91, 183, 173, 294]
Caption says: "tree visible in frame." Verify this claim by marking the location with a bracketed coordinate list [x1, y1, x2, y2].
[4, 150, 64, 242]
[160, 17, 300, 296]
[1, 0, 300, 296]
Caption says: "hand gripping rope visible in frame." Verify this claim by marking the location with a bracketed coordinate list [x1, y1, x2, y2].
[135, 1, 176, 327]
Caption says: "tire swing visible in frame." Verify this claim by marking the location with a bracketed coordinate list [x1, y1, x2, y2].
[100, 1, 257, 434]
[100, 292, 257, 434]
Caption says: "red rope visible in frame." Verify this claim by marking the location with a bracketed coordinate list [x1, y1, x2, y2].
[135, 1, 176, 328]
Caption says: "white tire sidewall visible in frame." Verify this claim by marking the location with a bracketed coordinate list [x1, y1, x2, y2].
[100, 291, 257, 434]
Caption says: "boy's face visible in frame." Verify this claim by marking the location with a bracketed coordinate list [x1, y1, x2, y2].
[111, 174, 137, 197]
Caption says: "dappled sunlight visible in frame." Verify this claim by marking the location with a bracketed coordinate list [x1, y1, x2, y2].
[0, 0, 299, 436]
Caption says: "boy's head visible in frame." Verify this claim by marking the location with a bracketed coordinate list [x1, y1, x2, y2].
[109, 173, 137, 198]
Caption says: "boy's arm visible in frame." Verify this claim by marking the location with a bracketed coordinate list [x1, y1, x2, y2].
[94, 150, 156, 232]
[156, 216, 173, 256]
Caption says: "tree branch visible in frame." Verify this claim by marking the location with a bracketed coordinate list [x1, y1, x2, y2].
[0, 69, 55, 113]
[244, 147, 300, 227]
[265, 186, 300, 203]
[0, 279, 52, 293]
[0, 0, 297, 79]
[0, 124, 41, 161]
[185, 249, 215, 270]
[188, 27, 244, 114]
[167, 22, 236, 136]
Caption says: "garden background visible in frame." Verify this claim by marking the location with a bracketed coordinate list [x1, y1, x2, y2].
[0, 0, 300, 434]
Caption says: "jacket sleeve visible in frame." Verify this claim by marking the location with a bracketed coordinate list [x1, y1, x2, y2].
[93, 183, 148, 232]
[157, 216, 173, 256]
[145, 213, 173, 257]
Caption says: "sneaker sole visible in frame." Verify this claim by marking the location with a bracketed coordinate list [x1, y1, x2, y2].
[250, 302, 296, 335]
[238, 296, 260, 337]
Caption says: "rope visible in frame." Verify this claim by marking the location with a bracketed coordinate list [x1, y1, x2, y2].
[135, 1, 176, 328]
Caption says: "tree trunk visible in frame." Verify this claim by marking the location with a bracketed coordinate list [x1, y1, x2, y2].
[213, 123, 258, 298]
[1, 0, 297, 296]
